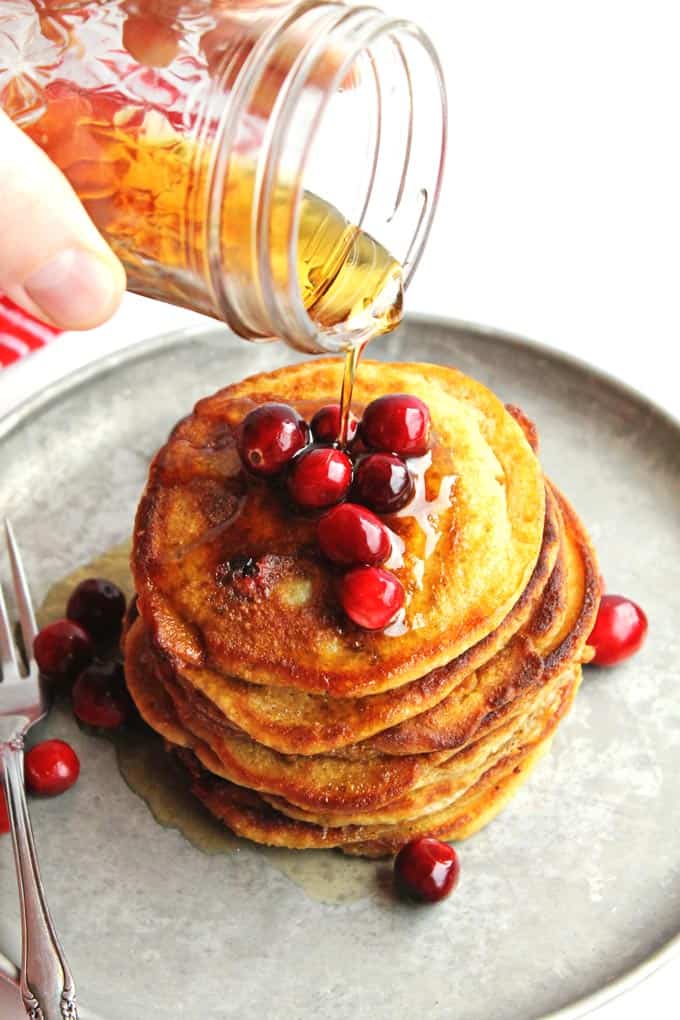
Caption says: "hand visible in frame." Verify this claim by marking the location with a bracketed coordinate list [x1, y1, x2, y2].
[0, 110, 126, 331]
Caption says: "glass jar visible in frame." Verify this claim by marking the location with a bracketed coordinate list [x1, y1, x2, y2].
[0, 1, 446, 353]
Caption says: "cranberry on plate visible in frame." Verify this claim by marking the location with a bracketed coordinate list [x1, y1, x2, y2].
[73, 661, 131, 730]
[238, 402, 309, 477]
[589, 594, 648, 666]
[361, 394, 431, 457]
[310, 404, 359, 445]
[338, 565, 404, 630]
[318, 503, 391, 567]
[287, 445, 353, 510]
[33, 618, 94, 681]
[353, 453, 414, 514]
[394, 837, 460, 903]
[67, 578, 126, 643]
[24, 740, 80, 797]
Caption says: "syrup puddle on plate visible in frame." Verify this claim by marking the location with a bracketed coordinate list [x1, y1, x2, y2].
[39, 541, 376, 906]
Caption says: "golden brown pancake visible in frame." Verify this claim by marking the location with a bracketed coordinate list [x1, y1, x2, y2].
[127, 623, 450, 814]
[170, 669, 579, 856]
[123, 474, 598, 802]
[124, 483, 596, 817]
[124, 359, 601, 857]
[124, 611, 579, 854]
[132, 359, 546, 696]
[259, 668, 573, 827]
[141, 483, 560, 756]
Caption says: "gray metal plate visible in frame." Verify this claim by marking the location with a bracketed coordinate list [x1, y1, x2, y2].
[0, 317, 679, 1020]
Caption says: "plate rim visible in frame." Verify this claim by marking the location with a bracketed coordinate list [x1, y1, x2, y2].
[2, 312, 679, 444]
[1, 312, 678, 1020]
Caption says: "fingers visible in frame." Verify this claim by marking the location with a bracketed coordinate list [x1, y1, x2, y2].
[0, 110, 126, 331]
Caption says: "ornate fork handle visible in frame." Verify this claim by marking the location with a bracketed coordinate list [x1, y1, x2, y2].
[1, 738, 78, 1020]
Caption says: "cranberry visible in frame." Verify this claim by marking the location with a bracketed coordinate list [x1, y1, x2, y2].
[72, 661, 131, 729]
[361, 394, 431, 457]
[237, 402, 309, 477]
[318, 503, 391, 566]
[0, 789, 9, 835]
[589, 594, 648, 666]
[33, 619, 93, 681]
[394, 837, 460, 903]
[24, 740, 80, 797]
[338, 565, 404, 630]
[310, 404, 359, 445]
[66, 578, 126, 643]
[353, 453, 414, 514]
[287, 446, 352, 510]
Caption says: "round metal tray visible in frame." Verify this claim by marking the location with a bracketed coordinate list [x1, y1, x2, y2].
[1, 316, 678, 1020]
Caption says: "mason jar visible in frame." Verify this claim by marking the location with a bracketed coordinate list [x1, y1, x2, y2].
[0, 1, 446, 353]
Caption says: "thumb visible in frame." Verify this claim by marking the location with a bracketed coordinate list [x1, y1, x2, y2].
[0, 110, 126, 331]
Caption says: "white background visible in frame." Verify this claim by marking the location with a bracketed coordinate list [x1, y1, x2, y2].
[0, 2, 678, 1018]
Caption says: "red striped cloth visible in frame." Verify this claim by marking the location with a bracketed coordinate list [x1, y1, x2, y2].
[0, 296, 61, 368]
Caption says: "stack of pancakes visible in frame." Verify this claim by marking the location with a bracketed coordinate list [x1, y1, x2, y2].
[124, 360, 600, 857]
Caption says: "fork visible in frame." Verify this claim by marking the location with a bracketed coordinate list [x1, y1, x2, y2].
[0, 521, 78, 1020]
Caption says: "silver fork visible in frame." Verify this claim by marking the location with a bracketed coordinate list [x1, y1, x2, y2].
[0, 521, 78, 1020]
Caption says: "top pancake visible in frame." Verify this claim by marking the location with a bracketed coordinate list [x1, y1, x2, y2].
[132, 359, 545, 697]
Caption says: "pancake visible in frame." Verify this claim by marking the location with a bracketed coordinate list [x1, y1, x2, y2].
[259, 668, 574, 827]
[132, 359, 546, 696]
[124, 358, 601, 858]
[144, 482, 561, 756]
[125, 608, 579, 854]
[172, 669, 580, 857]
[126, 623, 452, 814]
[124, 482, 595, 817]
